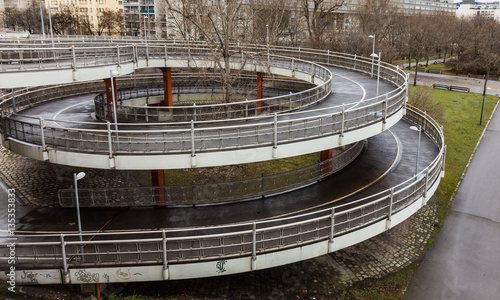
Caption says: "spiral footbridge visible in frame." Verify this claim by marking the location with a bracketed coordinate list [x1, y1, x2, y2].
[0, 39, 444, 285]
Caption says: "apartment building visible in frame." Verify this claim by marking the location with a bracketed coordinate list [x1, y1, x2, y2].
[45, 0, 124, 35]
[457, 1, 500, 21]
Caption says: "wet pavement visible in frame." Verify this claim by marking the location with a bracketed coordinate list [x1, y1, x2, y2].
[404, 103, 500, 300]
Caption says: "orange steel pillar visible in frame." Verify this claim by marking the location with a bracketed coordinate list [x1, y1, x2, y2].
[320, 149, 334, 176]
[160, 67, 173, 107]
[151, 170, 166, 204]
[103, 77, 117, 120]
[257, 72, 263, 113]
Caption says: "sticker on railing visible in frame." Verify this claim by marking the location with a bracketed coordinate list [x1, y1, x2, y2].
[216, 260, 227, 273]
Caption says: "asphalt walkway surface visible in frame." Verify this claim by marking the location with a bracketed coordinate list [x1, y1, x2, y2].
[404, 104, 500, 299]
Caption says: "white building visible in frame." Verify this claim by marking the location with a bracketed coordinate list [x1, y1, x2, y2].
[456, 1, 500, 21]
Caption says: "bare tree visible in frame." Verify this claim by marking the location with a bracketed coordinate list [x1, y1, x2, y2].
[96, 9, 124, 36]
[163, 0, 257, 103]
[300, 0, 344, 48]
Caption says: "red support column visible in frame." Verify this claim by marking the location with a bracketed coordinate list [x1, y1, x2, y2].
[151, 170, 166, 204]
[320, 149, 334, 176]
[160, 67, 173, 107]
[103, 77, 117, 120]
[257, 72, 263, 113]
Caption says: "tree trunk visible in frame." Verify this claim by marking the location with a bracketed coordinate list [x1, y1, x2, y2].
[413, 59, 419, 86]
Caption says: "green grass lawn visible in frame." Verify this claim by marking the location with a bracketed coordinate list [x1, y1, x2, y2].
[334, 86, 498, 299]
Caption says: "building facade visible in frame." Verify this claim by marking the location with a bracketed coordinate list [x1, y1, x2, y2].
[457, 1, 500, 21]
[45, 0, 124, 35]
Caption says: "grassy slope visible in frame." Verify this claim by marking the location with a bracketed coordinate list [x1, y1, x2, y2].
[334, 87, 498, 299]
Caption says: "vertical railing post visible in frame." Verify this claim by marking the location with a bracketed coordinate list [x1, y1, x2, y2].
[384, 94, 388, 122]
[116, 45, 121, 67]
[424, 169, 429, 199]
[162, 230, 169, 280]
[273, 113, 278, 158]
[11, 89, 16, 113]
[329, 208, 335, 249]
[252, 222, 257, 269]
[39, 117, 46, 151]
[327, 50, 330, 64]
[71, 46, 76, 70]
[386, 188, 394, 229]
[289, 92, 292, 110]
[245, 99, 248, 118]
[339, 104, 345, 145]
[190, 120, 196, 167]
[60, 234, 70, 284]
[164, 44, 168, 65]
[388, 188, 394, 221]
[193, 103, 197, 121]
[354, 54, 357, 70]
[107, 121, 113, 158]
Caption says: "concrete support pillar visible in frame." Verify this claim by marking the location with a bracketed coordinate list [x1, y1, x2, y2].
[160, 67, 173, 107]
[257, 72, 264, 113]
[320, 149, 334, 176]
[151, 170, 166, 204]
[103, 77, 117, 120]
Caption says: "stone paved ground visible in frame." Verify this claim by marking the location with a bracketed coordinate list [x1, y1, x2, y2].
[0, 145, 438, 299]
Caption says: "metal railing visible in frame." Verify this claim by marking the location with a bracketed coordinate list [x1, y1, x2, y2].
[58, 142, 364, 207]
[0, 44, 407, 157]
[0, 107, 444, 271]
[93, 74, 316, 122]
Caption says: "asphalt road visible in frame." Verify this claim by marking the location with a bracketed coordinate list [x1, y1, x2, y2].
[404, 103, 500, 299]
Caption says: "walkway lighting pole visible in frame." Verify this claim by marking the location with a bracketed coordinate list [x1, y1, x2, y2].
[38, 0, 45, 39]
[110, 70, 120, 148]
[266, 24, 269, 50]
[370, 52, 381, 97]
[144, 15, 148, 44]
[48, 5, 58, 59]
[74, 172, 86, 261]
[369, 34, 376, 77]
[409, 125, 422, 176]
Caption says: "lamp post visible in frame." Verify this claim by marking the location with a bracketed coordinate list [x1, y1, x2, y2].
[409, 125, 422, 177]
[48, 5, 58, 59]
[143, 15, 147, 44]
[110, 70, 120, 148]
[369, 34, 376, 77]
[370, 52, 381, 97]
[38, 0, 45, 39]
[266, 24, 269, 49]
[74, 172, 86, 261]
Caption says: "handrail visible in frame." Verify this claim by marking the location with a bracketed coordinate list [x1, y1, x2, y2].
[0, 44, 407, 157]
[0, 107, 444, 270]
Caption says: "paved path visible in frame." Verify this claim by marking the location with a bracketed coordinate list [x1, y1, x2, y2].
[404, 103, 500, 299]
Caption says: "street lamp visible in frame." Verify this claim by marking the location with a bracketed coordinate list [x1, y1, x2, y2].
[48, 5, 58, 59]
[110, 70, 120, 147]
[369, 34, 376, 77]
[38, 0, 45, 39]
[143, 15, 148, 44]
[266, 24, 269, 48]
[409, 125, 422, 177]
[74, 172, 86, 261]
[370, 52, 381, 97]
